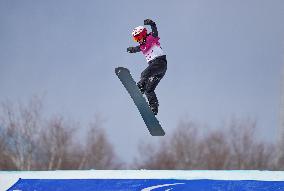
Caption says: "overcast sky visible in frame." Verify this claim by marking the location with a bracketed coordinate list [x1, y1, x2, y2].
[1, 0, 284, 163]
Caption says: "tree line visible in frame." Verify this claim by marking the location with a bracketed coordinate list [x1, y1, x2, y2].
[0, 98, 282, 170]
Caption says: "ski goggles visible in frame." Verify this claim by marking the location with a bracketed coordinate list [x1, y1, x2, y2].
[133, 34, 143, 42]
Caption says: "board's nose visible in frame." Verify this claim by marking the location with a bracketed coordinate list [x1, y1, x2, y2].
[115, 67, 121, 75]
[115, 67, 130, 75]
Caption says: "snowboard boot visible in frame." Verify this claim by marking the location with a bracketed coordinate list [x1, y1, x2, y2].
[149, 102, 159, 115]
[137, 82, 145, 94]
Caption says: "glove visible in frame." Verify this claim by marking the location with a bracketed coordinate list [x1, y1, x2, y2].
[127, 47, 135, 53]
[144, 19, 155, 25]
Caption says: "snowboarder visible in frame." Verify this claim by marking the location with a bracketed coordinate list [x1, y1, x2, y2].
[127, 19, 167, 115]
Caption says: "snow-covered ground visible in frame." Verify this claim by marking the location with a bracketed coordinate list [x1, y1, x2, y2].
[1, 170, 284, 191]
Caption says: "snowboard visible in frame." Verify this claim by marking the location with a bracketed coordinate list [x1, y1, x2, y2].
[115, 67, 165, 136]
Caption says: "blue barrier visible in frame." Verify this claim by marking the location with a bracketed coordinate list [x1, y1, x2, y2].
[7, 178, 284, 191]
[2, 170, 284, 191]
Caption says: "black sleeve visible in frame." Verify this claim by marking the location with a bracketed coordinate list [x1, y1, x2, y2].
[127, 46, 141, 53]
[149, 22, 158, 37]
[144, 19, 158, 37]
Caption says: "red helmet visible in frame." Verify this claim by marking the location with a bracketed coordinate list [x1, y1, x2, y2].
[132, 26, 147, 42]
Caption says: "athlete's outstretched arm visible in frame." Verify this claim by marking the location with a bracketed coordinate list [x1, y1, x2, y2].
[127, 46, 141, 53]
[144, 19, 158, 37]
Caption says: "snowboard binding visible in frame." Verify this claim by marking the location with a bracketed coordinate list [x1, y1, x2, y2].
[150, 105, 158, 115]
[137, 82, 145, 94]
[149, 102, 159, 115]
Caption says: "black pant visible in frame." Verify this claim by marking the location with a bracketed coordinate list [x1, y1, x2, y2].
[138, 56, 167, 106]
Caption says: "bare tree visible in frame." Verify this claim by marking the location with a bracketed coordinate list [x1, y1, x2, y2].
[169, 121, 204, 169]
[227, 119, 275, 169]
[0, 98, 121, 170]
[201, 131, 230, 169]
[78, 120, 122, 170]
[0, 126, 15, 169]
[0, 98, 42, 170]
[38, 116, 76, 170]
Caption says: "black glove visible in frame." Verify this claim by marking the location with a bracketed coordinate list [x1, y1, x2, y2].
[127, 47, 135, 53]
[144, 19, 155, 25]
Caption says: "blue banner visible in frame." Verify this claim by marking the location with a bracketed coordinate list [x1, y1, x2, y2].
[8, 179, 284, 191]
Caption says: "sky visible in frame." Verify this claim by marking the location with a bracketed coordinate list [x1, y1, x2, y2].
[0, 0, 284, 163]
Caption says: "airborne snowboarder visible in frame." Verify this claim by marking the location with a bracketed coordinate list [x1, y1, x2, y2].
[127, 19, 167, 115]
